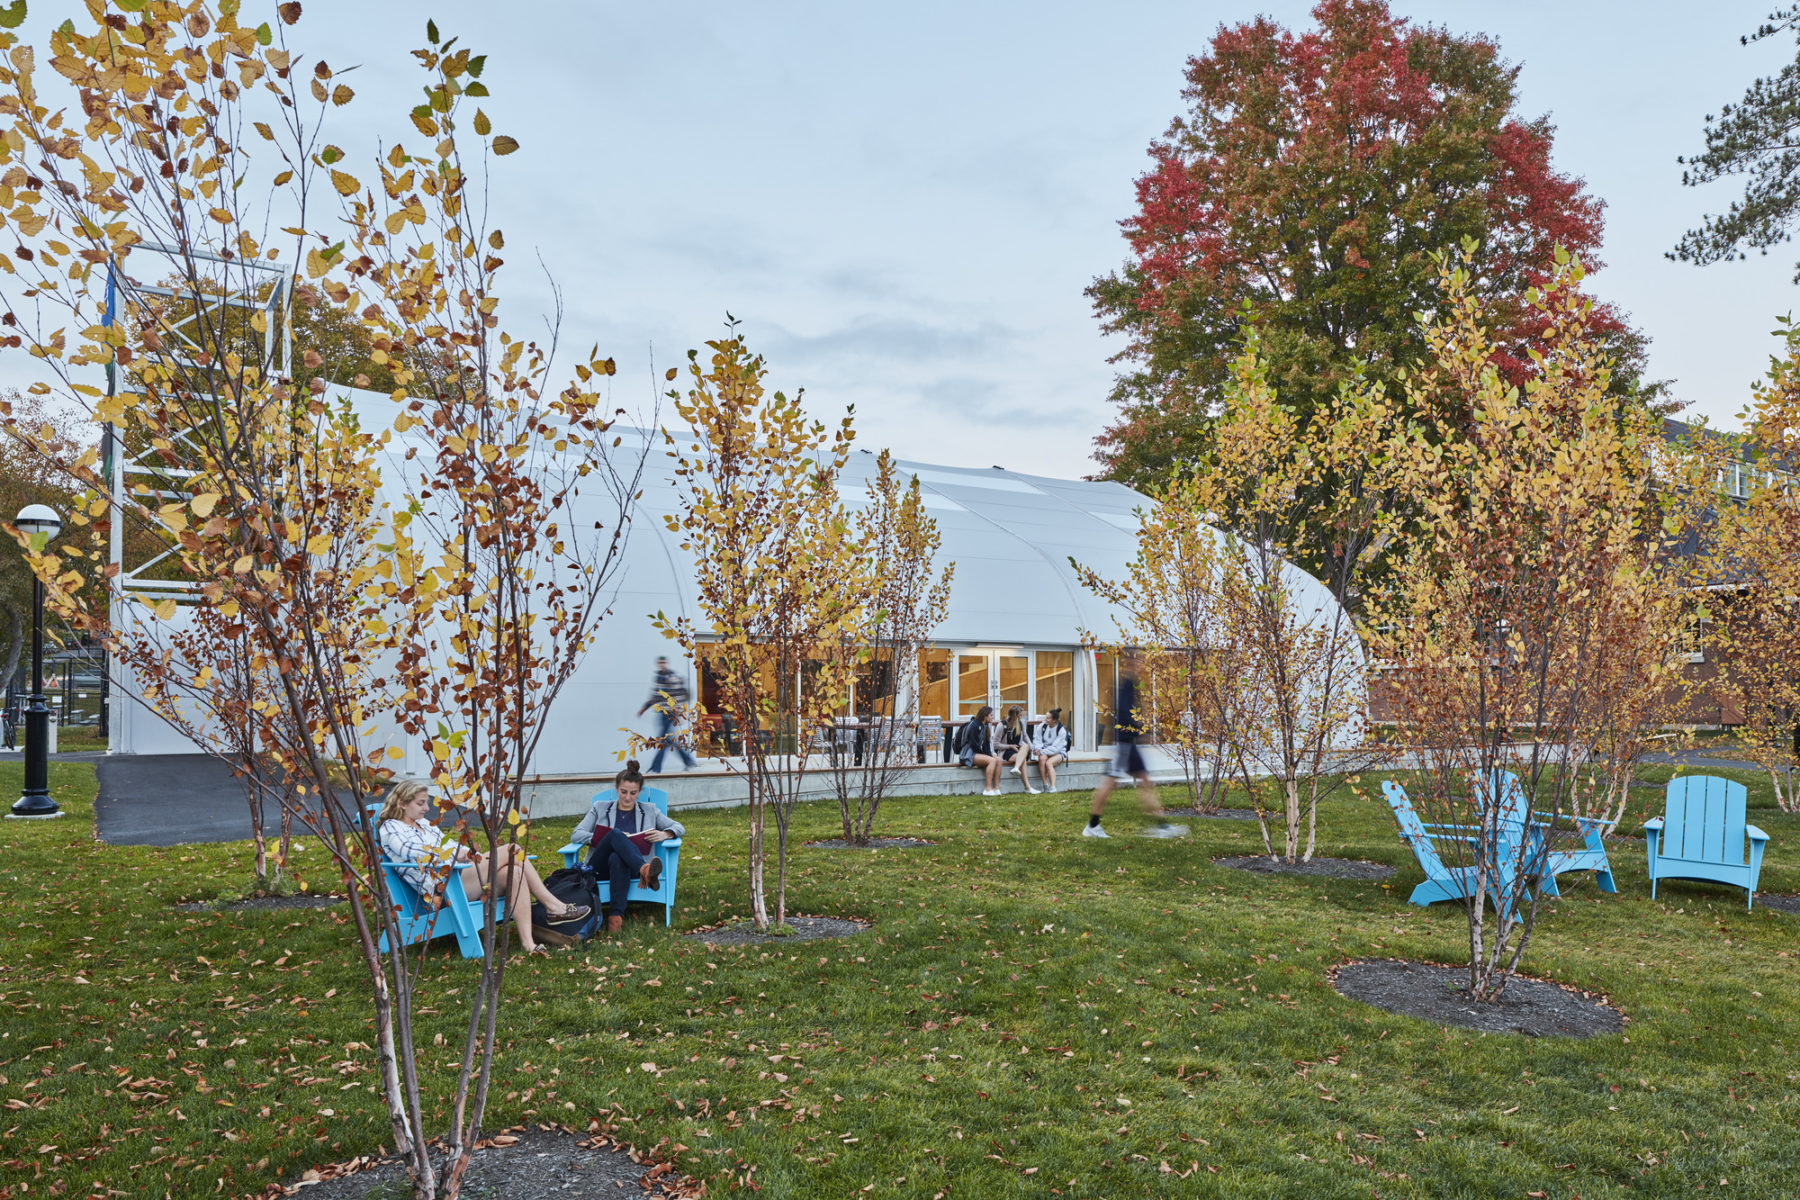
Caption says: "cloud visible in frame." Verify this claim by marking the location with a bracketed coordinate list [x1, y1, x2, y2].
[761, 315, 1024, 365]
[910, 375, 1089, 426]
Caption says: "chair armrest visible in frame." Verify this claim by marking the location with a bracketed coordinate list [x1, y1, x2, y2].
[1534, 811, 1606, 831]
[659, 837, 683, 850]
[1404, 831, 1477, 846]
[1419, 822, 1480, 834]
[1746, 824, 1768, 843]
[1641, 817, 1664, 832]
[558, 841, 581, 857]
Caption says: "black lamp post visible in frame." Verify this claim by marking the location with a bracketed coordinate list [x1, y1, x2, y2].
[10, 504, 63, 819]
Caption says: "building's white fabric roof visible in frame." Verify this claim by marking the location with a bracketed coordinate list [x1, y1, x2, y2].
[114, 399, 1361, 776]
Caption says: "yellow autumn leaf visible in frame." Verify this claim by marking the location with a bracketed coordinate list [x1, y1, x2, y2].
[305, 532, 332, 555]
[330, 169, 360, 196]
[152, 598, 177, 620]
[386, 746, 406, 760]
[190, 492, 220, 517]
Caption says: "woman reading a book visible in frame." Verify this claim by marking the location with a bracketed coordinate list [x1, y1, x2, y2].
[377, 780, 588, 955]
[570, 760, 686, 933]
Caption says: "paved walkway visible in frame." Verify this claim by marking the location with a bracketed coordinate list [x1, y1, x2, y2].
[94, 753, 328, 846]
[1639, 749, 1766, 773]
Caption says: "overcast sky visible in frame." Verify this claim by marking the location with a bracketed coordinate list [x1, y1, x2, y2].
[16, 1, 1800, 479]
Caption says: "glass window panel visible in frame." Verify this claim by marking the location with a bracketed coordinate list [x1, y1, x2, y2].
[1035, 651, 1073, 720]
[956, 653, 990, 717]
[916, 648, 949, 719]
[853, 649, 895, 716]
[997, 654, 1029, 715]
[695, 645, 786, 757]
[1095, 650, 1117, 745]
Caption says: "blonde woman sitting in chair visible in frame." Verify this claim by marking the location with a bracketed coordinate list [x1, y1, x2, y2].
[377, 781, 588, 955]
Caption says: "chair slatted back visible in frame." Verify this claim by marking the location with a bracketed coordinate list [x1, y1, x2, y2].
[1469, 769, 1534, 862]
[589, 786, 670, 817]
[1663, 775, 1748, 866]
[1383, 780, 1446, 875]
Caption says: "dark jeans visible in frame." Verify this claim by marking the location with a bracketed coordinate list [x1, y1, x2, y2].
[589, 828, 649, 916]
[649, 710, 696, 772]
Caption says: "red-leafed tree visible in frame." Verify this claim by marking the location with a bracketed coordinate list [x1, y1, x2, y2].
[1089, 0, 1649, 499]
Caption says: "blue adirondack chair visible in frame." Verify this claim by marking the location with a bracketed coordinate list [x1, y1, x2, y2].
[376, 858, 507, 959]
[1644, 775, 1769, 910]
[558, 787, 682, 926]
[1473, 770, 1617, 897]
[1384, 776, 1572, 915]
[369, 802, 529, 959]
[1384, 779, 1486, 908]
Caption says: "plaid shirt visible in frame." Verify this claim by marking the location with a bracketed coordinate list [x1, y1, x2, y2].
[380, 817, 457, 894]
[643, 666, 690, 715]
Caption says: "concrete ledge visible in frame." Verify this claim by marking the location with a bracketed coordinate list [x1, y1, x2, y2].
[520, 753, 1194, 820]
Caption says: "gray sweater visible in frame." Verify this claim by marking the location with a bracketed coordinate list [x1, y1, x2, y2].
[571, 796, 686, 847]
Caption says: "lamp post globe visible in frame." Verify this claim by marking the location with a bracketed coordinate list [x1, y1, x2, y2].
[14, 504, 62, 541]
[10, 503, 64, 819]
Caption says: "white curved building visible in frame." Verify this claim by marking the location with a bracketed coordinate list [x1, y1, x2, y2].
[108, 416, 1363, 816]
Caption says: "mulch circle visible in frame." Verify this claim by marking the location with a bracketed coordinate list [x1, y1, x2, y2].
[1331, 959, 1624, 1038]
[803, 837, 936, 849]
[175, 894, 346, 913]
[686, 915, 870, 945]
[277, 1124, 699, 1198]
[1757, 893, 1800, 916]
[1213, 854, 1395, 881]
[1163, 806, 1258, 820]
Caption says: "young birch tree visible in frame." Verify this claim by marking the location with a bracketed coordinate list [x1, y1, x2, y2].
[826, 449, 953, 843]
[659, 331, 871, 930]
[0, 8, 643, 1197]
[1371, 246, 1664, 1000]
[1195, 342, 1390, 861]
[1070, 473, 1239, 812]
[1701, 322, 1800, 812]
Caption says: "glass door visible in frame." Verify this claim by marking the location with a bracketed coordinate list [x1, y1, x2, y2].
[955, 653, 990, 718]
[955, 650, 1030, 716]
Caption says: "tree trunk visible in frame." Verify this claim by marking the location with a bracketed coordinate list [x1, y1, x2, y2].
[341, 880, 427, 1194]
[1304, 783, 1318, 862]
[775, 805, 788, 928]
[747, 771, 769, 931]
[1283, 775, 1301, 861]
[1466, 874, 1489, 999]
[0, 608, 23, 704]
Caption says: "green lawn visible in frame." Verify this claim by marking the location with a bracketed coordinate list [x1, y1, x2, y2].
[1, 763, 1797, 1199]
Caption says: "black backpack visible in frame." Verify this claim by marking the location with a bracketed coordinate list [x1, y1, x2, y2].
[531, 867, 601, 940]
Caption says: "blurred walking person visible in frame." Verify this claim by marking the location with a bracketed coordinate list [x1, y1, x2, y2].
[1085, 653, 1187, 840]
[637, 655, 697, 773]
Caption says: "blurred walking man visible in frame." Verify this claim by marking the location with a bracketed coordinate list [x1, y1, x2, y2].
[637, 656, 697, 773]
[1084, 653, 1187, 840]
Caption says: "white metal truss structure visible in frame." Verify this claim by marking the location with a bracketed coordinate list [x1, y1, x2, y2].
[102, 243, 289, 602]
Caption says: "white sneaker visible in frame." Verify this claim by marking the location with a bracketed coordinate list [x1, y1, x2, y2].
[982, 789, 1001, 797]
[1025, 786, 1041, 795]
[1140, 822, 1189, 839]
[1081, 824, 1109, 838]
